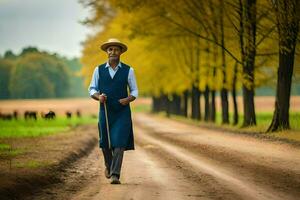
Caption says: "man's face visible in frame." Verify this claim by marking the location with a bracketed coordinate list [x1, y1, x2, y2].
[107, 45, 122, 62]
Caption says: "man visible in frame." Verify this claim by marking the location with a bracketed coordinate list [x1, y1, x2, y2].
[88, 38, 138, 184]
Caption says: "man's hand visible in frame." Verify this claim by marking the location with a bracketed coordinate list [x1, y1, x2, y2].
[119, 95, 136, 106]
[99, 93, 107, 103]
[119, 97, 130, 105]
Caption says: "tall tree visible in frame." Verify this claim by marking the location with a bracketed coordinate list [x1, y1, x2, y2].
[239, 0, 257, 126]
[220, 0, 230, 124]
[232, 62, 239, 125]
[267, 0, 300, 131]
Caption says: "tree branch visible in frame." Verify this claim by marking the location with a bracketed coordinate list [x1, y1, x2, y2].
[160, 15, 242, 64]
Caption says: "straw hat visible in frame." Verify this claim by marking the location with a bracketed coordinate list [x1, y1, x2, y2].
[100, 38, 128, 53]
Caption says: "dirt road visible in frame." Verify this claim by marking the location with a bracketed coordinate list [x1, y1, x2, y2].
[27, 113, 300, 200]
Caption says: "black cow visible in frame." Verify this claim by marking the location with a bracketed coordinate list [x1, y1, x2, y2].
[66, 111, 72, 119]
[42, 111, 56, 120]
[0, 112, 13, 120]
[24, 111, 37, 120]
[13, 110, 18, 120]
[76, 110, 81, 118]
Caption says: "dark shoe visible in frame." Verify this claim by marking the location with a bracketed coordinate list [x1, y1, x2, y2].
[105, 168, 111, 179]
[110, 175, 121, 184]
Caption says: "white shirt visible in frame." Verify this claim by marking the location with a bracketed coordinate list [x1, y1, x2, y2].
[88, 62, 138, 98]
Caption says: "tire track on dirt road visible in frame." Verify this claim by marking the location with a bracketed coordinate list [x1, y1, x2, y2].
[71, 145, 207, 200]
[28, 129, 212, 200]
[134, 113, 300, 200]
[64, 146, 211, 200]
[135, 126, 282, 200]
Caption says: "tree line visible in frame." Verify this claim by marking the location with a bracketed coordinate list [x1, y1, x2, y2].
[80, 0, 300, 132]
[0, 47, 87, 99]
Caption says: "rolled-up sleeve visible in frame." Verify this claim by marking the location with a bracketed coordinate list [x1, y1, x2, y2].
[88, 67, 99, 97]
[128, 68, 138, 98]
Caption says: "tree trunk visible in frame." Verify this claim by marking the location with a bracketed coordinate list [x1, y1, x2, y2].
[158, 95, 166, 112]
[165, 95, 171, 118]
[241, 0, 257, 126]
[171, 94, 181, 115]
[191, 86, 201, 120]
[232, 90, 239, 125]
[191, 37, 202, 120]
[210, 90, 216, 122]
[268, 0, 299, 132]
[232, 62, 239, 125]
[242, 86, 256, 126]
[220, 0, 229, 124]
[221, 88, 229, 124]
[181, 90, 189, 117]
[267, 52, 295, 131]
[169, 95, 175, 115]
[210, 44, 217, 123]
[204, 85, 210, 121]
[152, 96, 158, 113]
[152, 96, 165, 113]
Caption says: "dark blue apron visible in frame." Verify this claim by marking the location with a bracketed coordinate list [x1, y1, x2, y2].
[97, 63, 134, 151]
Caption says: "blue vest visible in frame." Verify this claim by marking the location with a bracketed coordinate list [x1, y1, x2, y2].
[97, 62, 134, 150]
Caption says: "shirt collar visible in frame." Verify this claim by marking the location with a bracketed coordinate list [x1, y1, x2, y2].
[105, 62, 122, 68]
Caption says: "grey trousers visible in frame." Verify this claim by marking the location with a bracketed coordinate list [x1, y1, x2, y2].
[102, 148, 125, 178]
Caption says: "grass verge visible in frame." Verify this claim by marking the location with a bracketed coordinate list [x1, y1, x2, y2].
[157, 111, 300, 143]
[14, 160, 51, 169]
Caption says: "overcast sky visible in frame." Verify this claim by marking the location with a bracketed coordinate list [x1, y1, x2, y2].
[0, 0, 91, 58]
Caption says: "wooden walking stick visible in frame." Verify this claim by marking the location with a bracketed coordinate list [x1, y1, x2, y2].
[100, 94, 111, 149]
[103, 100, 111, 150]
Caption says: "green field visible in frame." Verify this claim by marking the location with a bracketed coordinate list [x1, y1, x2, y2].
[0, 104, 149, 139]
[214, 112, 300, 131]
[0, 116, 98, 159]
[0, 116, 97, 138]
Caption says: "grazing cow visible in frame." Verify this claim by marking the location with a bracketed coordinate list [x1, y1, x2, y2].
[76, 110, 81, 118]
[66, 111, 72, 119]
[13, 110, 18, 120]
[0, 112, 13, 120]
[24, 111, 37, 120]
[42, 111, 56, 120]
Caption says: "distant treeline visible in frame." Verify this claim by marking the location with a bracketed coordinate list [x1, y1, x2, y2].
[0, 47, 87, 99]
